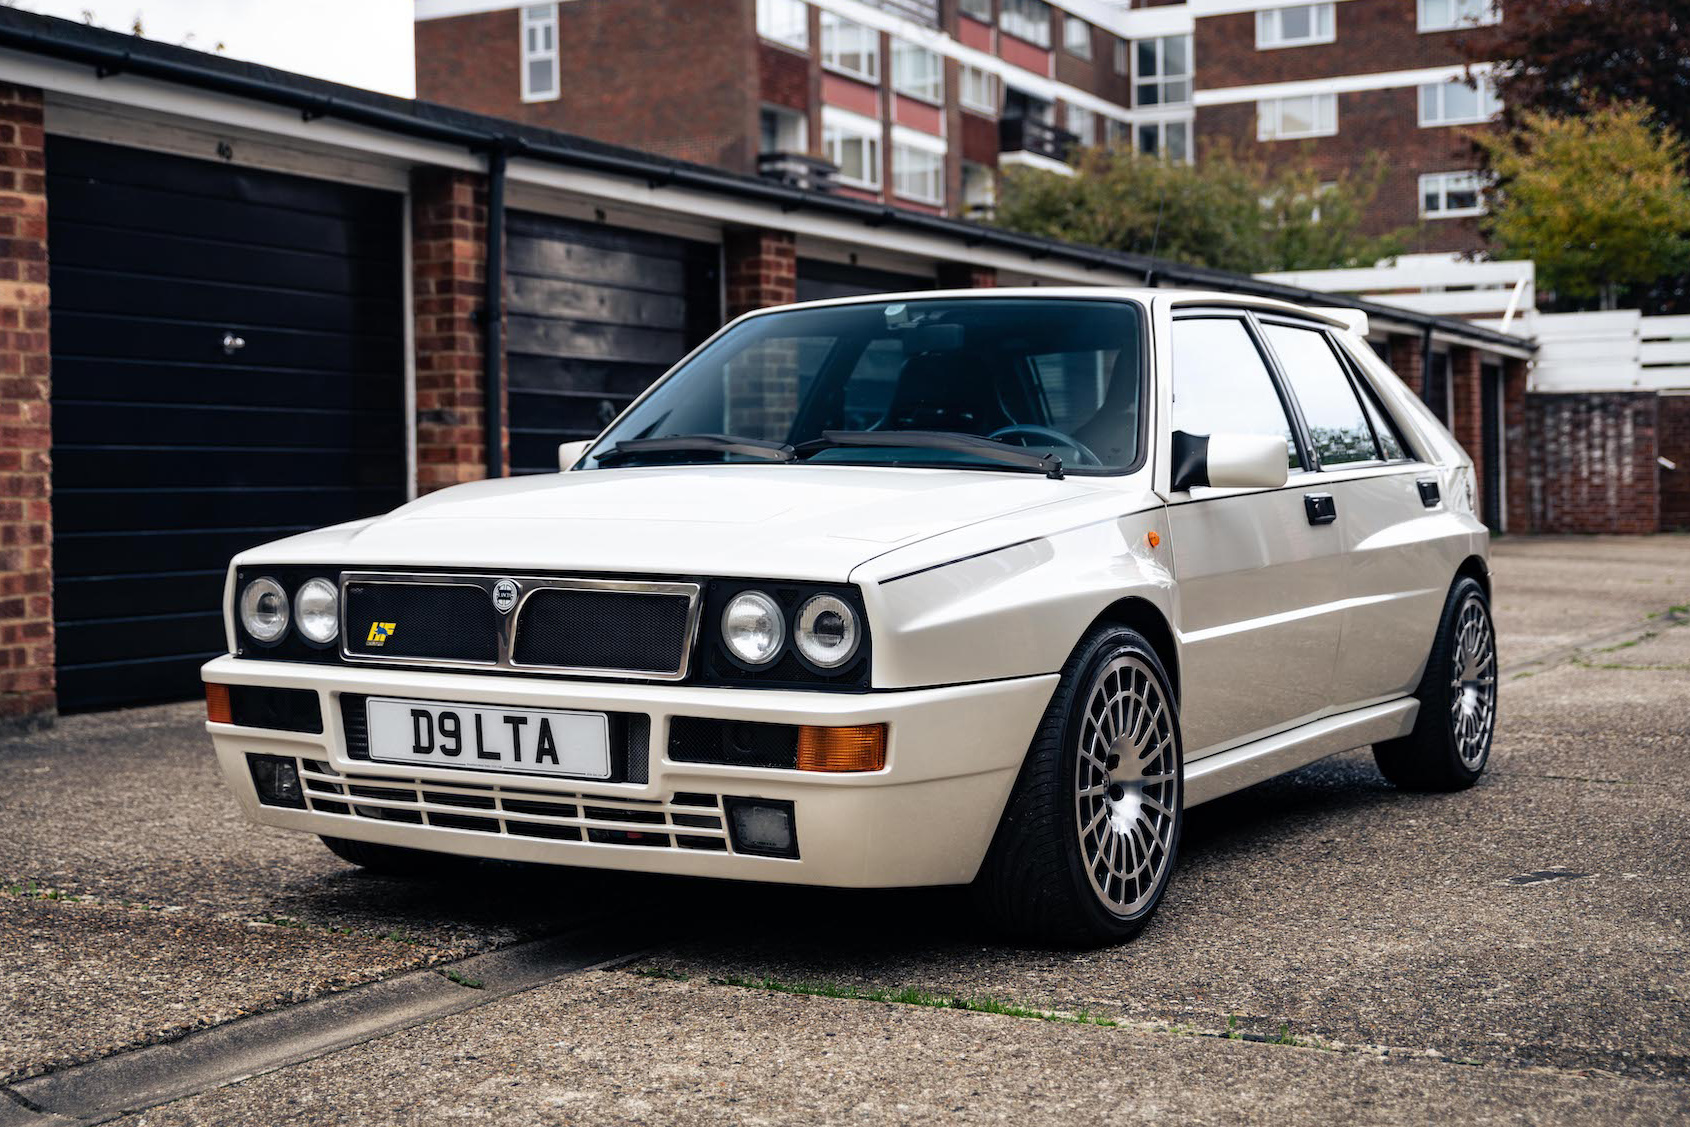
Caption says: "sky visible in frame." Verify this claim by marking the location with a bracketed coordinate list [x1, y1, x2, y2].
[6, 0, 417, 96]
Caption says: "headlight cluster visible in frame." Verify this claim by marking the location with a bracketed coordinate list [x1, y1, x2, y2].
[239, 574, 339, 646]
[720, 589, 862, 671]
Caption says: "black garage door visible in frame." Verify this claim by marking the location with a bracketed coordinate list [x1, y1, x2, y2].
[796, 258, 933, 303]
[48, 138, 406, 711]
[505, 212, 719, 475]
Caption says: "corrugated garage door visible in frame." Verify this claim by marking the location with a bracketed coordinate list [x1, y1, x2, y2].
[505, 212, 719, 475]
[48, 138, 406, 711]
[796, 258, 932, 303]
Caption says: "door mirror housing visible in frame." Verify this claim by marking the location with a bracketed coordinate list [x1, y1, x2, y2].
[1171, 430, 1290, 492]
[557, 440, 592, 472]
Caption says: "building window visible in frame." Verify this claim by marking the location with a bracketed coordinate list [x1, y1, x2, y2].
[892, 141, 944, 205]
[892, 39, 942, 103]
[823, 108, 883, 189]
[757, 0, 809, 50]
[1420, 170, 1485, 217]
[1138, 119, 1191, 162]
[1066, 104, 1095, 144]
[1133, 35, 1191, 107]
[959, 0, 993, 22]
[1063, 14, 1092, 58]
[1419, 75, 1500, 126]
[760, 105, 809, 154]
[1104, 116, 1130, 147]
[520, 4, 559, 103]
[1256, 3, 1334, 49]
[960, 65, 1001, 115]
[1112, 37, 1128, 75]
[1000, 0, 1051, 48]
[962, 161, 995, 217]
[821, 13, 880, 83]
[1418, 0, 1500, 32]
[1257, 93, 1337, 140]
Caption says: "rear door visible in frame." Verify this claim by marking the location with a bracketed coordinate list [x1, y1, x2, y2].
[1164, 311, 1345, 758]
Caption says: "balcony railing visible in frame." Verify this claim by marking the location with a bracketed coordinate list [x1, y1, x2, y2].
[999, 117, 1079, 164]
[757, 152, 840, 193]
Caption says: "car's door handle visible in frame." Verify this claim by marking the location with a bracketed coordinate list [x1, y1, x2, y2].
[1304, 493, 1337, 525]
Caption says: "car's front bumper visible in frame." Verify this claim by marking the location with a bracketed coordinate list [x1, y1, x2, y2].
[200, 656, 1057, 888]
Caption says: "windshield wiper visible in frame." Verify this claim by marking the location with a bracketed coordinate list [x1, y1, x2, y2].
[595, 434, 796, 466]
[797, 430, 1063, 480]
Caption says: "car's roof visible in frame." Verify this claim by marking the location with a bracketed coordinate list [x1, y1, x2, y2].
[742, 286, 1361, 333]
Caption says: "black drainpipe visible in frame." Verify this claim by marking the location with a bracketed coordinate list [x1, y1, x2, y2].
[484, 147, 507, 479]
[1420, 325, 1436, 409]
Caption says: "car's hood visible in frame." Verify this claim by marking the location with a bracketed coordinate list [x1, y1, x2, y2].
[242, 465, 1115, 582]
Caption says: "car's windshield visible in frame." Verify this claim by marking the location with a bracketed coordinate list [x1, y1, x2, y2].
[580, 298, 1145, 475]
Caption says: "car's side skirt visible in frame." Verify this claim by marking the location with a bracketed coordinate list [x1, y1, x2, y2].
[1184, 698, 1420, 806]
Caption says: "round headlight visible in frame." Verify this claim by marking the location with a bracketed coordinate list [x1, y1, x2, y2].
[239, 577, 290, 643]
[293, 577, 339, 644]
[794, 593, 859, 669]
[721, 590, 784, 666]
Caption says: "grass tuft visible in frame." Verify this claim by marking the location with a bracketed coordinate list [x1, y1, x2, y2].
[706, 974, 1117, 1028]
[441, 968, 484, 990]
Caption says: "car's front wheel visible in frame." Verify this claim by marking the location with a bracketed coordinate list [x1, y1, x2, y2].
[972, 624, 1183, 946]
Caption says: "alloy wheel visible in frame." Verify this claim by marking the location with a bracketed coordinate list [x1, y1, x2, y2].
[1449, 593, 1498, 769]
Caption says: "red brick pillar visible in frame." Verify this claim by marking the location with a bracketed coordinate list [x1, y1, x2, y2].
[1387, 332, 1424, 397]
[936, 262, 997, 289]
[724, 227, 796, 319]
[1449, 347, 1485, 519]
[1502, 356, 1531, 534]
[0, 83, 53, 731]
[411, 167, 505, 493]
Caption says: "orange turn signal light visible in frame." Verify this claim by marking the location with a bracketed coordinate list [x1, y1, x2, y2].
[1146, 530, 1161, 548]
[205, 683, 232, 725]
[796, 723, 887, 773]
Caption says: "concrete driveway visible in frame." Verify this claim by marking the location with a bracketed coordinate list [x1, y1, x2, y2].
[1, 535, 1685, 1125]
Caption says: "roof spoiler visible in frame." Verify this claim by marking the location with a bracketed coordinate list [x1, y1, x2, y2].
[1314, 308, 1370, 336]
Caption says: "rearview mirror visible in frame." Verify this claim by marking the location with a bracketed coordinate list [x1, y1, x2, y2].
[1171, 431, 1290, 492]
[558, 440, 592, 472]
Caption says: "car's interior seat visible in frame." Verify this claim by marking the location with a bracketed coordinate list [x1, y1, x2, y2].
[878, 350, 1008, 435]
[1070, 348, 1140, 466]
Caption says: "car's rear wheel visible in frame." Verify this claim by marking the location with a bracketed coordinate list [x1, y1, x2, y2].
[319, 835, 462, 879]
[972, 625, 1183, 946]
[1373, 576, 1497, 791]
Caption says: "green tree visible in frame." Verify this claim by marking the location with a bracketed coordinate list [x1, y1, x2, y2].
[992, 144, 1407, 275]
[1475, 104, 1690, 309]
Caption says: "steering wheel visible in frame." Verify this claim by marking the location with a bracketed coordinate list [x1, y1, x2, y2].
[988, 424, 1103, 467]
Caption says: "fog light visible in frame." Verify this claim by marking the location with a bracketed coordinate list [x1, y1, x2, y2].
[724, 798, 798, 858]
[797, 723, 886, 772]
[247, 753, 306, 809]
[205, 683, 232, 725]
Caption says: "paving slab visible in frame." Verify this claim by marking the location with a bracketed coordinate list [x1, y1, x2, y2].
[123, 974, 1689, 1127]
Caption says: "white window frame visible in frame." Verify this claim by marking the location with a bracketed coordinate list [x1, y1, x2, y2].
[1137, 118, 1192, 164]
[1257, 92, 1338, 140]
[822, 106, 884, 190]
[1132, 35, 1192, 108]
[892, 39, 943, 103]
[1256, 4, 1335, 49]
[959, 65, 1001, 115]
[756, 0, 809, 51]
[1420, 170, 1486, 218]
[759, 104, 809, 154]
[1000, 0, 1051, 48]
[1063, 14, 1092, 59]
[820, 12, 880, 83]
[1418, 0, 1501, 32]
[1112, 37, 1128, 75]
[1066, 104, 1095, 144]
[519, 4, 559, 104]
[1418, 76, 1500, 126]
[891, 129, 946, 206]
[959, 0, 992, 22]
[1104, 115, 1130, 147]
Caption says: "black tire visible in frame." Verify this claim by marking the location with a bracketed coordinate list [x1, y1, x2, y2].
[319, 835, 463, 879]
[1373, 575, 1497, 791]
[971, 624, 1183, 947]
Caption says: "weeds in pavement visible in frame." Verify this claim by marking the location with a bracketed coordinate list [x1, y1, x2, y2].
[440, 968, 485, 990]
[706, 974, 1119, 1028]
[1598, 632, 1657, 652]
[633, 968, 691, 981]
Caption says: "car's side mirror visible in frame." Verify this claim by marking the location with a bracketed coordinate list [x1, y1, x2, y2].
[557, 440, 592, 472]
[1171, 430, 1290, 492]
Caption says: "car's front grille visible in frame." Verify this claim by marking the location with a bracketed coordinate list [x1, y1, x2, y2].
[338, 572, 702, 680]
[292, 756, 728, 852]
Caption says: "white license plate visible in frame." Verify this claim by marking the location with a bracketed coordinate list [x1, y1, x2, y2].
[364, 697, 611, 780]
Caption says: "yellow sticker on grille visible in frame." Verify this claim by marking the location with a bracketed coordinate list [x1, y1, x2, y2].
[367, 622, 396, 646]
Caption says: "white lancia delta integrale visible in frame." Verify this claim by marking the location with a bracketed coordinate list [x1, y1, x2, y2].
[203, 290, 1496, 945]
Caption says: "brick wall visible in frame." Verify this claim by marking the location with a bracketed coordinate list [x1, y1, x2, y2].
[416, 2, 760, 173]
[724, 226, 797, 318]
[1501, 356, 1530, 534]
[0, 82, 52, 731]
[1449, 347, 1486, 522]
[1525, 393, 1660, 535]
[412, 167, 505, 492]
[1386, 331, 1424, 397]
[936, 262, 998, 288]
[1660, 393, 1690, 532]
[1196, 0, 1482, 87]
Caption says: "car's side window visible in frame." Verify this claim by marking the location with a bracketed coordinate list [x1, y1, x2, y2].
[1345, 355, 1411, 461]
[1261, 322, 1381, 467]
[1171, 317, 1300, 469]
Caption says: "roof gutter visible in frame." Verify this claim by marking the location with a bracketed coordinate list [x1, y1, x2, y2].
[0, 15, 1534, 358]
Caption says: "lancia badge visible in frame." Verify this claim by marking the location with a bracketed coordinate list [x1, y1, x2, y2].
[492, 579, 519, 614]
